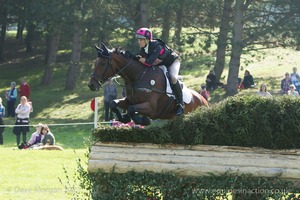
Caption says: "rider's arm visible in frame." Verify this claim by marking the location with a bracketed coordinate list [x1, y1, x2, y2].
[139, 44, 164, 67]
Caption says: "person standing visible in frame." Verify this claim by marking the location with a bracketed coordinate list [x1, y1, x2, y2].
[103, 79, 117, 121]
[5, 82, 17, 118]
[13, 96, 31, 147]
[19, 78, 31, 100]
[281, 72, 292, 95]
[0, 97, 5, 145]
[290, 67, 300, 93]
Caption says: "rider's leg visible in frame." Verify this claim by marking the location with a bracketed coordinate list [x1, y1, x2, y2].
[171, 81, 184, 115]
[169, 59, 184, 116]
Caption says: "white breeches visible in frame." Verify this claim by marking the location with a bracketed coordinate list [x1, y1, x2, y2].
[168, 59, 180, 84]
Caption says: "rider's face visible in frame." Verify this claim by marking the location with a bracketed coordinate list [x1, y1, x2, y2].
[137, 38, 148, 48]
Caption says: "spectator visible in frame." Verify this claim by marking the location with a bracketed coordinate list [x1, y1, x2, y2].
[206, 69, 217, 91]
[27, 123, 43, 147]
[287, 84, 299, 97]
[290, 67, 300, 93]
[257, 84, 272, 97]
[41, 125, 55, 145]
[281, 72, 292, 95]
[103, 79, 117, 121]
[5, 82, 17, 118]
[241, 70, 255, 89]
[0, 97, 5, 145]
[19, 78, 31, 100]
[199, 85, 210, 101]
[13, 96, 31, 147]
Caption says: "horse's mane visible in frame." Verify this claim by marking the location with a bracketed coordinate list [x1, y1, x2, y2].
[113, 47, 140, 61]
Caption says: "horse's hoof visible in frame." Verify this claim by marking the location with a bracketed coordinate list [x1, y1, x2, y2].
[140, 116, 151, 126]
[120, 114, 131, 123]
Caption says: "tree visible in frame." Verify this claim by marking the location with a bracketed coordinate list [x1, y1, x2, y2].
[0, 0, 8, 61]
[137, 0, 150, 27]
[226, 0, 254, 96]
[65, 0, 87, 90]
[42, 30, 60, 85]
[214, 0, 233, 82]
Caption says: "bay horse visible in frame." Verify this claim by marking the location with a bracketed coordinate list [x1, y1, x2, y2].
[88, 43, 208, 125]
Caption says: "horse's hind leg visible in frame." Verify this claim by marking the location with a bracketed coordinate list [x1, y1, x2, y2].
[128, 103, 153, 126]
[110, 99, 131, 123]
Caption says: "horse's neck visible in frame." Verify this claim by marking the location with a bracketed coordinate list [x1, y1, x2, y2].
[113, 54, 143, 83]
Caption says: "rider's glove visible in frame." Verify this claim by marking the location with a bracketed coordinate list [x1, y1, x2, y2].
[126, 51, 141, 60]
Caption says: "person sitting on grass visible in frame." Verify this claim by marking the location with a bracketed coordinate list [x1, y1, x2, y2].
[26, 123, 44, 148]
[240, 70, 255, 89]
[287, 84, 299, 97]
[41, 125, 55, 145]
[257, 84, 272, 97]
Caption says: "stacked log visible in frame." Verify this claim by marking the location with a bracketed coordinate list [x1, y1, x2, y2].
[88, 142, 300, 180]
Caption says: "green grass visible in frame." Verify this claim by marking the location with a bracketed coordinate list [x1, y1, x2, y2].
[0, 148, 88, 200]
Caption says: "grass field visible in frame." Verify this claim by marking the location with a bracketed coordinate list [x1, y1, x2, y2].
[0, 119, 93, 200]
[0, 32, 299, 199]
[0, 148, 88, 200]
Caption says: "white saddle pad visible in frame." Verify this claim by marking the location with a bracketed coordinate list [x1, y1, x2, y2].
[159, 66, 192, 104]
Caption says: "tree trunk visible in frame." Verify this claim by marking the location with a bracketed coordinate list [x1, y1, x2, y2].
[42, 33, 60, 85]
[214, 0, 233, 82]
[137, 0, 149, 27]
[161, 2, 172, 42]
[225, 0, 245, 96]
[25, 22, 35, 52]
[0, 0, 7, 61]
[16, 18, 25, 41]
[174, 0, 185, 45]
[65, 21, 82, 90]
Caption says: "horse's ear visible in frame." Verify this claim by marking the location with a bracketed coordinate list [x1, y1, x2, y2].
[101, 42, 110, 57]
[94, 44, 103, 57]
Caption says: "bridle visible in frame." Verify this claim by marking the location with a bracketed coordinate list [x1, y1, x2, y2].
[90, 53, 133, 89]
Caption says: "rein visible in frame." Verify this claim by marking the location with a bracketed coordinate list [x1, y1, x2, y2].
[91, 54, 133, 88]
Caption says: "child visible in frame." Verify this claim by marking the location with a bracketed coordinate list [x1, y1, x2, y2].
[200, 85, 210, 102]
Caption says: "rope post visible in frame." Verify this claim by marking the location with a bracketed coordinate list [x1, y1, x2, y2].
[94, 97, 98, 129]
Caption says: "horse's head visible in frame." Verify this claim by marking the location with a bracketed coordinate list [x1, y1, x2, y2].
[88, 43, 115, 91]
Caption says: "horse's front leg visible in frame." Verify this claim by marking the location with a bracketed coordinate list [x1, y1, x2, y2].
[110, 98, 131, 123]
[128, 102, 154, 126]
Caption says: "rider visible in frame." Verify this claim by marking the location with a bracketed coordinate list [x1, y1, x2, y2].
[133, 27, 184, 116]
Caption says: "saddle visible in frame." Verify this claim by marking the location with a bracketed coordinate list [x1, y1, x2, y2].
[159, 66, 192, 104]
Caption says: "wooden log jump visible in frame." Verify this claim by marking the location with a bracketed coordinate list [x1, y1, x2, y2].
[88, 142, 300, 180]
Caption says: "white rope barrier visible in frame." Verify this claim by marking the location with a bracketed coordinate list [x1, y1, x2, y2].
[0, 121, 113, 128]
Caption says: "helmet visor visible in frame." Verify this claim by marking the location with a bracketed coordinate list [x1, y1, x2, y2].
[136, 34, 147, 39]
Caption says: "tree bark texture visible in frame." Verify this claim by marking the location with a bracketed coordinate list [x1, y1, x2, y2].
[0, 0, 7, 61]
[65, 21, 82, 90]
[226, 0, 245, 96]
[137, 0, 149, 27]
[214, 0, 233, 82]
[42, 33, 60, 85]
[174, 0, 185, 44]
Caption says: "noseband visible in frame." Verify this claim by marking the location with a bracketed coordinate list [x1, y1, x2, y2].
[91, 53, 133, 88]
[90, 55, 112, 88]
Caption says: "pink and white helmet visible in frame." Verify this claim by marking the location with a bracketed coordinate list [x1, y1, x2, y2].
[135, 28, 152, 40]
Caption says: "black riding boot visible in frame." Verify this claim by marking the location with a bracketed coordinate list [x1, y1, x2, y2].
[171, 81, 184, 116]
